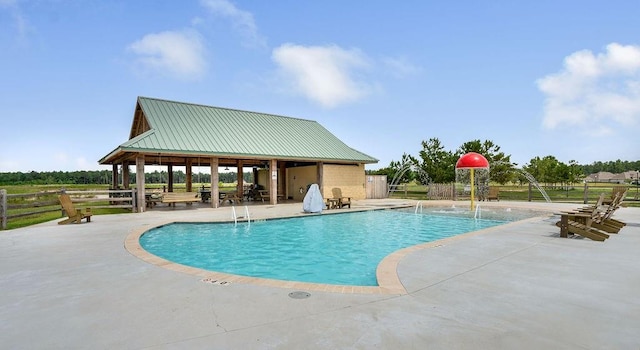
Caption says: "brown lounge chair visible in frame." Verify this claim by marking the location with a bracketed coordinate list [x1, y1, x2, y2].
[575, 191, 627, 233]
[58, 194, 92, 224]
[602, 186, 627, 206]
[555, 194, 610, 241]
[331, 188, 351, 209]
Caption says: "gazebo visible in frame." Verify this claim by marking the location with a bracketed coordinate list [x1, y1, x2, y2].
[99, 97, 378, 211]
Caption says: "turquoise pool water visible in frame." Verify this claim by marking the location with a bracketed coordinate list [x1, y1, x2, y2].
[140, 208, 526, 286]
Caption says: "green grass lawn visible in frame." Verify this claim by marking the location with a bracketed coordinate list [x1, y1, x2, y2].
[1, 182, 244, 230]
[390, 182, 640, 207]
[1, 184, 131, 230]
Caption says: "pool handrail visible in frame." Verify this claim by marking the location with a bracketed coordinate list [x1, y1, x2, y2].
[231, 206, 237, 226]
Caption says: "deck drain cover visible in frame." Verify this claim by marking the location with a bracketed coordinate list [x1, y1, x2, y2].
[288, 291, 311, 299]
[201, 278, 231, 286]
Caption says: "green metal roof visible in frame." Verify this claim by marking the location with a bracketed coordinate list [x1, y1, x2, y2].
[99, 97, 377, 164]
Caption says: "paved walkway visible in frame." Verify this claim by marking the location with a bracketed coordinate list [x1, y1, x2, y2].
[1, 200, 639, 349]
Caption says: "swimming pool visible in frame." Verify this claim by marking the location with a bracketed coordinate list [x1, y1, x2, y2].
[139, 208, 533, 286]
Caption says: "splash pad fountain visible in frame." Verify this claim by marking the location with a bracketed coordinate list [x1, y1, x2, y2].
[386, 161, 430, 198]
[455, 152, 490, 211]
[516, 168, 552, 202]
[490, 160, 552, 203]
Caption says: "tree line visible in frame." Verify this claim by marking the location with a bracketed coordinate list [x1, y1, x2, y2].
[367, 137, 640, 186]
[0, 146, 637, 186]
[0, 170, 253, 186]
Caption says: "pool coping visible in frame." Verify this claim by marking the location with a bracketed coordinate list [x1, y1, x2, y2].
[124, 204, 553, 295]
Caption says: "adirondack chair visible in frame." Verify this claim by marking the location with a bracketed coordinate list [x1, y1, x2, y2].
[556, 210, 610, 241]
[598, 190, 627, 229]
[603, 186, 627, 205]
[555, 194, 610, 241]
[575, 192, 627, 233]
[58, 194, 92, 224]
[331, 188, 351, 208]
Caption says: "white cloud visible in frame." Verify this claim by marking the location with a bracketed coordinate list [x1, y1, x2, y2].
[1, 0, 32, 42]
[381, 56, 423, 78]
[537, 43, 640, 132]
[199, 0, 266, 48]
[272, 43, 374, 108]
[128, 29, 207, 81]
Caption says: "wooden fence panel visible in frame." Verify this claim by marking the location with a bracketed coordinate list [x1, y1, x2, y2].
[0, 188, 134, 230]
[388, 184, 408, 198]
[366, 175, 388, 199]
[1, 189, 6, 230]
[427, 183, 455, 200]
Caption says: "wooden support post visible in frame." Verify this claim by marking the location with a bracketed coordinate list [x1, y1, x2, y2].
[0, 189, 7, 230]
[279, 162, 287, 199]
[270, 159, 278, 205]
[136, 155, 146, 212]
[111, 164, 118, 188]
[252, 167, 258, 187]
[528, 183, 533, 202]
[186, 159, 193, 192]
[211, 158, 219, 208]
[317, 161, 323, 197]
[122, 162, 130, 189]
[167, 164, 174, 192]
[237, 160, 244, 196]
[583, 182, 589, 204]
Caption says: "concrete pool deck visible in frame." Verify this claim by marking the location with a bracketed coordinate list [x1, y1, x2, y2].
[1, 199, 639, 349]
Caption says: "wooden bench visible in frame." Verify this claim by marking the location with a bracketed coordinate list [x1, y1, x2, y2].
[161, 192, 199, 206]
[486, 187, 499, 201]
[256, 190, 285, 203]
[221, 191, 243, 204]
[258, 190, 270, 202]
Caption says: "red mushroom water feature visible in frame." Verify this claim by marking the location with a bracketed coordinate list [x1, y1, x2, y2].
[455, 152, 490, 211]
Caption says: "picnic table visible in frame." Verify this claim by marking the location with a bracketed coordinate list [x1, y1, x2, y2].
[199, 189, 211, 202]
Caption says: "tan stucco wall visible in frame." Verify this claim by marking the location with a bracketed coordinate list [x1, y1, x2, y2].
[256, 169, 268, 189]
[322, 164, 366, 200]
[257, 168, 285, 193]
[257, 163, 366, 201]
[287, 165, 318, 201]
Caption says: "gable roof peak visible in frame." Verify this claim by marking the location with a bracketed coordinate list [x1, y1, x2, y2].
[137, 96, 315, 123]
[100, 96, 378, 165]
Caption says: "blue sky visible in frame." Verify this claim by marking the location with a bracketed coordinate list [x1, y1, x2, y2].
[1, 0, 639, 172]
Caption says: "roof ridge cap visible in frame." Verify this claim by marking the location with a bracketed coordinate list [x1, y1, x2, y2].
[137, 96, 316, 123]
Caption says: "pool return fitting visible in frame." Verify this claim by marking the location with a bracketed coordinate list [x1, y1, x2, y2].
[415, 201, 423, 214]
